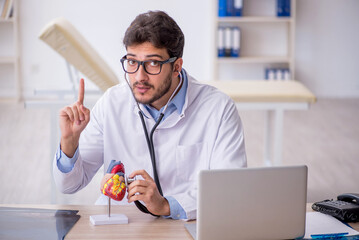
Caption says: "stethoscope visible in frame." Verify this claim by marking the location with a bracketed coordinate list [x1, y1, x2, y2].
[124, 70, 183, 217]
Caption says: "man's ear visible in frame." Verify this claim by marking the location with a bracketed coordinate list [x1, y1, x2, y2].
[173, 58, 183, 73]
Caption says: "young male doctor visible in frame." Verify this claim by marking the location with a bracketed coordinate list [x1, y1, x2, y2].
[53, 10, 247, 220]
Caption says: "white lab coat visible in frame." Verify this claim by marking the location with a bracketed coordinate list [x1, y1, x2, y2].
[53, 74, 247, 220]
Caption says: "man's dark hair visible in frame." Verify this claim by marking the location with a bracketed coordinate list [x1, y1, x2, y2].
[123, 11, 185, 58]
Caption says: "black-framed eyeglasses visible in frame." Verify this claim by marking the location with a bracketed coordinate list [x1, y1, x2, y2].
[120, 55, 177, 75]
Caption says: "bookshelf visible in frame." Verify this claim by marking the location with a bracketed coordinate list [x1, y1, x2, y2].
[0, 0, 20, 101]
[213, 0, 296, 81]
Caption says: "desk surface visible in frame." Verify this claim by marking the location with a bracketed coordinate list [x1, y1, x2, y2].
[208, 80, 317, 103]
[1, 204, 193, 239]
[1, 204, 358, 239]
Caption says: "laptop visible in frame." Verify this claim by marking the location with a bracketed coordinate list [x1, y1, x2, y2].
[185, 165, 308, 240]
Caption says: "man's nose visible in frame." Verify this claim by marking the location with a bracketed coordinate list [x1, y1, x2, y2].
[134, 64, 149, 81]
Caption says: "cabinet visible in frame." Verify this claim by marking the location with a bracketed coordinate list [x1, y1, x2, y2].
[0, 0, 20, 100]
[213, 0, 296, 81]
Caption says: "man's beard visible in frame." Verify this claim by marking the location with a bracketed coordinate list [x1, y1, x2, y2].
[132, 71, 172, 105]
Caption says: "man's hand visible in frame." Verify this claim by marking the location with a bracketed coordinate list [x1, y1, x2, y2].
[59, 78, 90, 157]
[127, 170, 170, 216]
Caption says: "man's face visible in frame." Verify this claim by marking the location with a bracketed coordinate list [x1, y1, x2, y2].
[126, 42, 175, 109]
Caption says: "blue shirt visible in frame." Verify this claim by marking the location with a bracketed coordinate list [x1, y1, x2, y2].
[57, 69, 188, 219]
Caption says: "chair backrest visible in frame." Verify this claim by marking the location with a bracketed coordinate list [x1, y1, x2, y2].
[39, 17, 119, 92]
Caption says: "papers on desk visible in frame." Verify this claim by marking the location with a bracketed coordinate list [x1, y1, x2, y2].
[304, 212, 359, 239]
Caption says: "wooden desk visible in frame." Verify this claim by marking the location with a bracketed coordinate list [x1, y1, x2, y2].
[1, 204, 193, 240]
[208, 80, 316, 166]
[2, 204, 359, 239]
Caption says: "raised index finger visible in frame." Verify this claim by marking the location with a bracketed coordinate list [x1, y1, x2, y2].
[78, 78, 85, 104]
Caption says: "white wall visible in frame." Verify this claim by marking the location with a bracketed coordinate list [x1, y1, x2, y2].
[18, 0, 359, 99]
[19, 0, 214, 98]
[295, 0, 359, 97]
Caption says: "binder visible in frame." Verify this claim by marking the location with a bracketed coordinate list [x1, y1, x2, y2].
[218, 0, 226, 17]
[277, 0, 284, 17]
[275, 68, 283, 80]
[233, 0, 243, 17]
[224, 27, 232, 57]
[277, 0, 290, 17]
[265, 68, 290, 80]
[284, 0, 291, 17]
[283, 69, 291, 80]
[268, 70, 275, 80]
[218, 26, 240, 58]
[218, 27, 225, 57]
[226, 0, 234, 17]
[231, 27, 240, 57]
[265, 68, 275, 80]
[218, 0, 243, 17]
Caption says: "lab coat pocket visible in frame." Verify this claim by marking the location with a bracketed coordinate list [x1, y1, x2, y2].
[176, 142, 208, 182]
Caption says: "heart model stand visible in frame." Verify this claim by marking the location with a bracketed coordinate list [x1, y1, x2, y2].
[90, 160, 131, 225]
[90, 197, 128, 225]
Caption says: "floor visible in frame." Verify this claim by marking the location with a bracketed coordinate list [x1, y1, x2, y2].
[0, 98, 358, 205]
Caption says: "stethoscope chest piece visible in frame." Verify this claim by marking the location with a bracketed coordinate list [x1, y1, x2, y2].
[124, 175, 136, 187]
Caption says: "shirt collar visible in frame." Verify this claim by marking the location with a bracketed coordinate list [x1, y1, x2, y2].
[170, 69, 188, 114]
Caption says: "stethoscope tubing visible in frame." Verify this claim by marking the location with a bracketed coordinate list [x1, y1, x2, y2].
[124, 70, 183, 217]
[137, 111, 164, 217]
